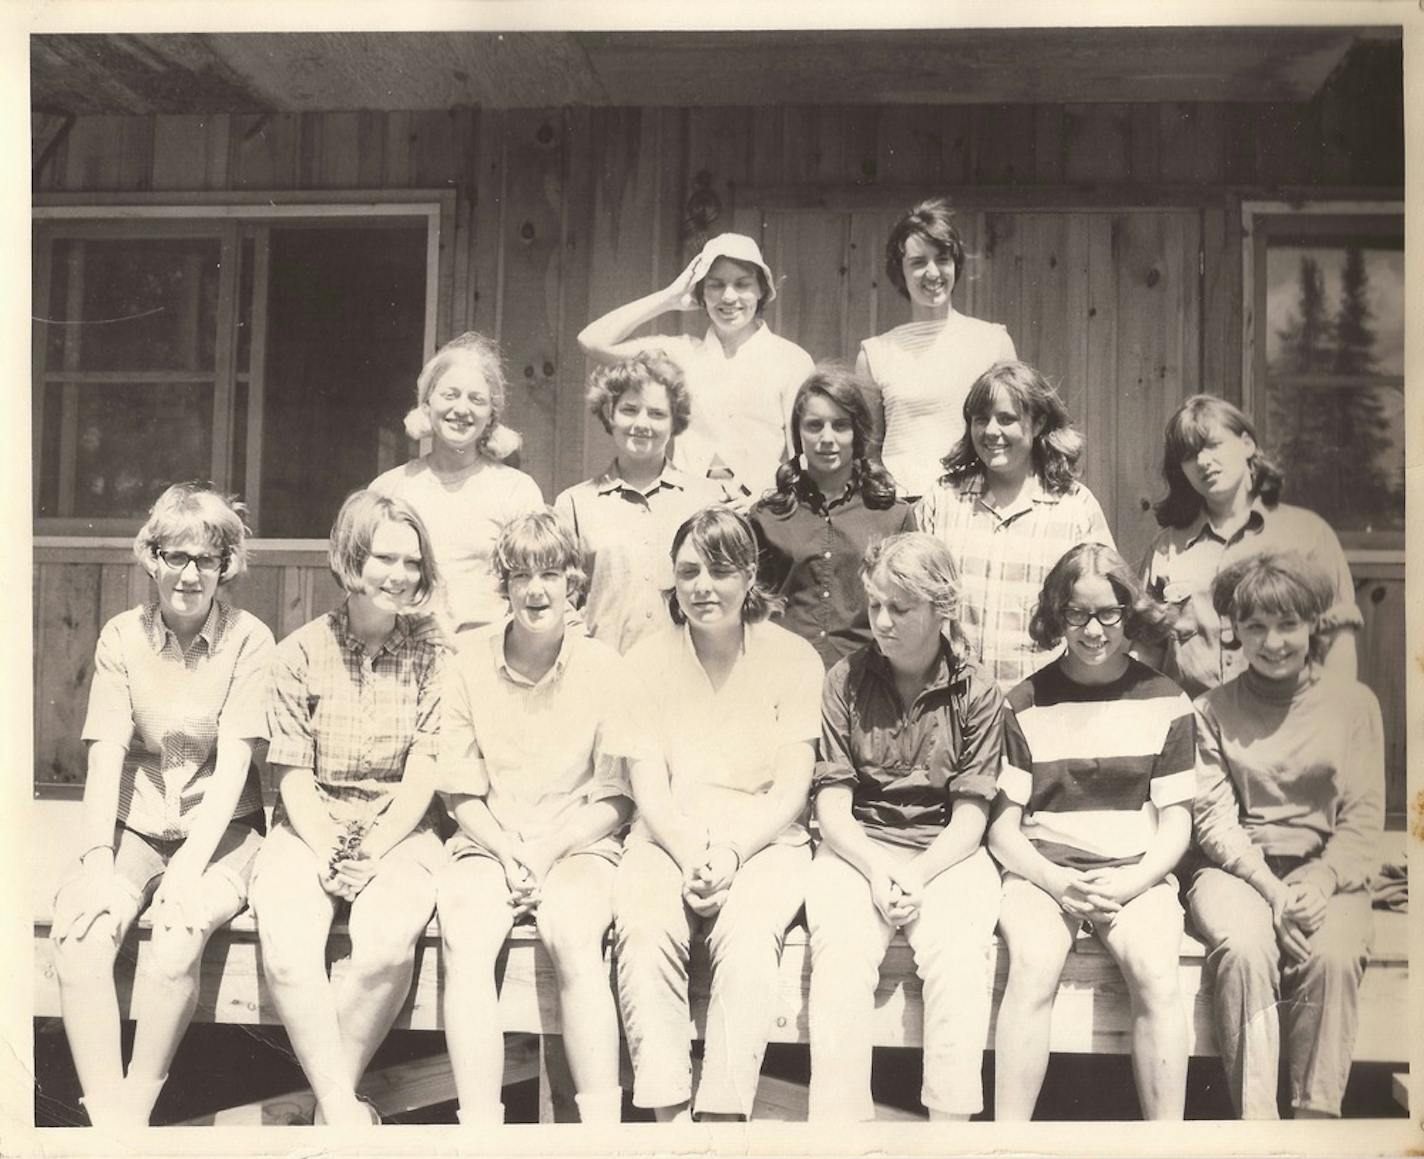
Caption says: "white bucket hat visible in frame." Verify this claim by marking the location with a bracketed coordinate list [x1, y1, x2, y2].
[688, 232, 777, 303]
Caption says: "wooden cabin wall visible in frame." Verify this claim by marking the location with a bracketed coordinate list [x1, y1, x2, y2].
[32, 80, 1407, 819]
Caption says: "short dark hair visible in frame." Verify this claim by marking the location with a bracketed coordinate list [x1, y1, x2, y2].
[885, 197, 966, 299]
[1210, 550, 1335, 665]
[585, 349, 692, 437]
[1029, 542, 1170, 649]
[666, 506, 782, 626]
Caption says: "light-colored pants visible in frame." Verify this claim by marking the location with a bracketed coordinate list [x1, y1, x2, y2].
[1186, 866, 1372, 1118]
[612, 839, 810, 1115]
[806, 842, 1001, 1120]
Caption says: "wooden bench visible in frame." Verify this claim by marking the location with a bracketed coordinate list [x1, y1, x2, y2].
[30, 798, 1411, 1122]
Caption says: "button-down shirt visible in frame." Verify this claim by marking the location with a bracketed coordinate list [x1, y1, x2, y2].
[916, 474, 1115, 690]
[266, 604, 446, 828]
[815, 640, 1005, 850]
[1141, 500, 1362, 698]
[555, 459, 724, 654]
[437, 620, 644, 859]
[625, 620, 824, 847]
[630, 326, 814, 500]
[82, 599, 274, 841]
[750, 478, 916, 668]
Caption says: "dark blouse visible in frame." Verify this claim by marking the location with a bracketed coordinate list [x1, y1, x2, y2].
[750, 480, 915, 669]
[815, 640, 1005, 849]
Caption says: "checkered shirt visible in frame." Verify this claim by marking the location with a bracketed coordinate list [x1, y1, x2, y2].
[267, 603, 447, 828]
[915, 474, 1115, 690]
[82, 599, 274, 841]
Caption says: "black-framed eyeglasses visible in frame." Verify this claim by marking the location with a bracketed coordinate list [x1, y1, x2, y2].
[1062, 604, 1127, 629]
[153, 548, 226, 574]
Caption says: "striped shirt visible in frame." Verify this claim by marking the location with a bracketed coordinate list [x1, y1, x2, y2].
[1000, 657, 1196, 870]
[554, 459, 724, 654]
[916, 474, 1114, 690]
[267, 604, 447, 828]
[82, 599, 273, 841]
[859, 314, 1015, 499]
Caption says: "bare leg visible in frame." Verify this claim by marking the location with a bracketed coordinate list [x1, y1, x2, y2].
[333, 845, 437, 1087]
[993, 879, 1075, 1122]
[437, 856, 515, 1123]
[124, 871, 245, 1122]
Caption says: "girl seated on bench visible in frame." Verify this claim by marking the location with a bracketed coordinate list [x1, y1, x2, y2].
[1187, 551, 1384, 1119]
[988, 543, 1193, 1121]
[614, 506, 823, 1121]
[436, 509, 646, 1125]
[51, 482, 274, 1129]
[808, 532, 1005, 1122]
[249, 489, 447, 1127]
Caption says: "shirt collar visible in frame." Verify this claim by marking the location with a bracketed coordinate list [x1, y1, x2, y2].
[698, 320, 768, 360]
[493, 616, 577, 687]
[141, 597, 227, 654]
[1183, 497, 1268, 547]
[332, 600, 414, 658]
[863, 634, 968, 700]
[795, 467, 861, 514]
[594, 457, 690, 498]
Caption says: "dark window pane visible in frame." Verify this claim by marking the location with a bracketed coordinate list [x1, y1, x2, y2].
[260, 225, 426, 538]
[51, 382, 214, 519]
[51, 237, 223, 373]
[1263, 379, 1406, 537]
[41, 236, 71, 369]
[238, 236, 255, 374]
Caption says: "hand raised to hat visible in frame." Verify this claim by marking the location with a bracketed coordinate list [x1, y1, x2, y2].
[663, 253, 705, 313]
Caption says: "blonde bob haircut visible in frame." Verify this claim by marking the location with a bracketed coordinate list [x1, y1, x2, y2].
[328, 488, 440, 609]
[860, 531, 970, 660]
[492, 508, 588, 600]
[133, 481, 252, 584]
[403, 331, 522, 461]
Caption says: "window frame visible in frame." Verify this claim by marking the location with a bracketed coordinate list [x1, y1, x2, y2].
[32, 191, 453, 540]
[1240, 199, 1405, 562]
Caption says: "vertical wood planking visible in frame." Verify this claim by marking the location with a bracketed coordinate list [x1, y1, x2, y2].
[971, 105, 1036, 186]
[151, 115, 231, 190]
[34, 564, 101, 784]
[1353, 573, 1407, 822]
[1063, 104, 1132, 186]
[57, 115, 151, 192]
[493, 108, 565, 495]
[1084, 214, 1120, 546]
[552, 107, 595, 496]
[97, 562, 133, 626]
[228, 113, 300, 190]
[763, 211, 850, 366]
[1200, 202, 1240, 401]
[227, 564, 283, 637]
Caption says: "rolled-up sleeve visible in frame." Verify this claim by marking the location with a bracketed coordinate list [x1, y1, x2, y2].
[265, 640, 315, 769]
[948, 670, 1005, 802]
[81, 621, 136, 748]
[217, 622, 275, 743]
[813, 660, 858, 793]
[436, 659, 489, 798]
[778, 640, 825, 746]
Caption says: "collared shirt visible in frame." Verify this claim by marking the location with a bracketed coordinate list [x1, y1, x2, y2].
[1192, 667, 1384, 894]
[1141, 500, 1362, 698]
[631, 326, 814, 500]
[815, 639, 1004, 850]
[749, 478, 916, 668]
[859, 313, 1016, 499]
[370, 455, 544, 631]
[82, 599, 274, 841]
[1000, 657, 1196, 871]
[266, 603, 447, 827]
[916, 474, 1115, 690]
[438, 620, 645, 858]
[625, 620, 824, 847]
[555, 459, 724, 654]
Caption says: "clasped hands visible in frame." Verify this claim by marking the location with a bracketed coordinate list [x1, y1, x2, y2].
[670, 824, 740, 917]
[1047, 864, 1145, 926]
[322, 839, 381, 903]
[1270, 874, 1329, 965]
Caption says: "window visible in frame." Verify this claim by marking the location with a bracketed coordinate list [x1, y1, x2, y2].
[1244, 203, 1405, 552]
[32, 198, 447, 539]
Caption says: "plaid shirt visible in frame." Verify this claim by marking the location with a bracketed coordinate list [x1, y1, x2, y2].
[82, 599, 273, 841]
[267, 603, 447, 827]
[916, 474, 1114, 690]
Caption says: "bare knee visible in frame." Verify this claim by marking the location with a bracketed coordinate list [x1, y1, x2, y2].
[141, 925, 209, 987]
[52, 925, 121, 986]
[1118, 948, 1182, 1012]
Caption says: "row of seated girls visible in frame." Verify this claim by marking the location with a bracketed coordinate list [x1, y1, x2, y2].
[49, 200, 1379, 1128]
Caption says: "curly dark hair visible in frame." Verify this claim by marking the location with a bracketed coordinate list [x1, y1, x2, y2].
[585, 349, 692, 438]
[1029, 542, 1171, 649]
[939, 361, 1086, 496]
[1153, 394, 1284, 529]
[758, 364, 899, 516]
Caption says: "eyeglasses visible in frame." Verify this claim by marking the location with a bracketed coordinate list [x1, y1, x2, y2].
[153, 548, 226, 574]
[1062, 604, 1127, 629]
